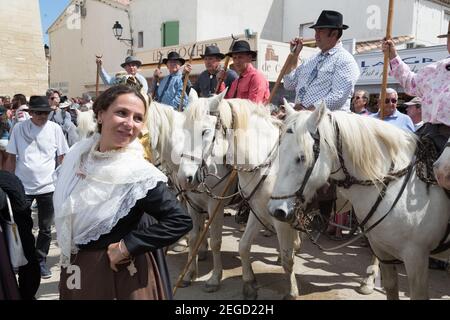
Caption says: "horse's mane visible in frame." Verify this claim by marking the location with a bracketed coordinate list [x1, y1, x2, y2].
[147, 101, 175, 157]
[76, 109, 96, 139]
[293, 110, 417, 184]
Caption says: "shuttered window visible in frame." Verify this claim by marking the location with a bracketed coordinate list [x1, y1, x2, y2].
[161, 21, 179, 47]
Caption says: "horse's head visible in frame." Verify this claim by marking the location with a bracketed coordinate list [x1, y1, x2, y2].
[269, 101, 336, 223]
[434, 138, 450, 190]
[177, 90, 229, 190]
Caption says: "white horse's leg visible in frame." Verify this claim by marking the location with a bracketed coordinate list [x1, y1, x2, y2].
[403, 251, 429, 300]
[274, 220, 299, 299]
[379, 262, 399, 300]
[239, 211, 263, 300]
[204, 201, 225, 292]
[294, 231, 302, 253]
[356, 255, 379, 295]
[181, 206, 204, 287]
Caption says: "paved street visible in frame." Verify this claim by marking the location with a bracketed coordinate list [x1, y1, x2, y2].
[35, 210, 450, 300]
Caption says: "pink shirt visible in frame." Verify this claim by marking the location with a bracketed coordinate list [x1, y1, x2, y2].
[225, 64, 270, 104]
[390, 55, 450, 126]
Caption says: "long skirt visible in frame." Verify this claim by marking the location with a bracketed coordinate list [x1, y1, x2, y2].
[59, 249, 166, 300]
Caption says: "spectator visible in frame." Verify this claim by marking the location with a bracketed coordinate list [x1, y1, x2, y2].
[352, 90, 370, 115]
[404, 97, 423, 130]
[371, 88, 415, 132]
[11, 94, 30, 127]
[5, 96, 69, 279]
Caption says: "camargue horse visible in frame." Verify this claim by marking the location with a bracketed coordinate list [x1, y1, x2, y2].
[434, 137, 450, 190]
[177, 95, 300, 299]
[146, 94, 233, 291]
[175, 91, 240, 292]
[268, 102, 450, 299]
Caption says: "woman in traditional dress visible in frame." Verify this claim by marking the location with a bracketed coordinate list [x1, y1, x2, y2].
[54, 85, 192, 300]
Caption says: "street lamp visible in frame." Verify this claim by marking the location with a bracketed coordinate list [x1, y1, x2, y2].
[112, 21, 133, 54]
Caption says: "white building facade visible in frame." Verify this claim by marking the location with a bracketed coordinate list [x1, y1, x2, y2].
[47, 0, 449, 97]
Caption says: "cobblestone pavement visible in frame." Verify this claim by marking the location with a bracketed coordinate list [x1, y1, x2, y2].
[36, 212, 450, 300]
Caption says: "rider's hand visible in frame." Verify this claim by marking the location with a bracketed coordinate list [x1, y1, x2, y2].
[382, 39, 397, 60]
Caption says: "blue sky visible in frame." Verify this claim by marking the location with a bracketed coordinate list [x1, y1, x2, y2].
[39, 0, 71, 45]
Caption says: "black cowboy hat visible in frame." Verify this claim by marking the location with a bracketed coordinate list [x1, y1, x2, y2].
[225, 40, 257, 60]
[309, 10, 349, 30]
[437, 21, 450, 38]
[28, 96, 52, 112]
[200, 45, 225, 59]
[120, 56, 142, 68]
[162, 51, 185, 65]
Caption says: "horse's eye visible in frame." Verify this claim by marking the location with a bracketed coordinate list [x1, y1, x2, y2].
[202, 130, 208, 137]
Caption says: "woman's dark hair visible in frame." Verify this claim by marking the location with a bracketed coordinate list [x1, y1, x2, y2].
[93, 85, 148, 132]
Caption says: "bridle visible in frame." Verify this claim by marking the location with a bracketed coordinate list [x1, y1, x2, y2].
[270, 128, 321, 204]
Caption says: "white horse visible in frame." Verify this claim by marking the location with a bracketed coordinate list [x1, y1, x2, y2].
[147, 94, 231, 291]
[268, 102, 450, 299]
[75, 109, 96, 140]
[177, 95, 300, 299]
[176, 91, 240, 292]
[434, 137, 450, 190]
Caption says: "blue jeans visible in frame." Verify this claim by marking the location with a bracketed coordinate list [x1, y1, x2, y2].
[26, 192, 54, 262]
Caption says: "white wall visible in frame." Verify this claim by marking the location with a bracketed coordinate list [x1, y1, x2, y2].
[283, 0, 416, 42]
[196, 0, 283, 41]
[49, 0, 129, 97]
[130, 0, 198, 51]
[415, 0, 449, 46]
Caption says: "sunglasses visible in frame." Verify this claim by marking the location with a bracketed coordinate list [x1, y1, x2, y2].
[50, 96, 59, 100]
[385, 98, 398, 104]
[354, 96, 365, 100]
[33, 111, 50, 116]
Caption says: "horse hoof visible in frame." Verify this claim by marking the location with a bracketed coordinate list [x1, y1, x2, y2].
[178, 280, 192, 288]
[171, 244, 188, 253]
[283, 294, 297, 300]
[243, 281, 258, 300]
[198, 250, 207, 261]
[356, 284, 374, 295]
[203, 283, 220, 293]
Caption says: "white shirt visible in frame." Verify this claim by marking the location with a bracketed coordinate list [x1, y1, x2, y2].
[6, 119, 69, 195]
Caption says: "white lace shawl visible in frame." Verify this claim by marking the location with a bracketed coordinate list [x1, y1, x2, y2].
[53, 133, 167, 267]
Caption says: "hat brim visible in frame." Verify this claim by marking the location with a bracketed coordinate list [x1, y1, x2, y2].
[309, 24, 349, 30]
[200, 53, 226, 59]
[225, 50, 257, 61]
[29, 106, 53, 112]
[162, 58, 186, 66]
[121, 60, 142, 68]
[437, 33, 450, 38]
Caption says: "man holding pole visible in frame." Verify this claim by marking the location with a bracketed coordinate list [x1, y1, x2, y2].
[283, 10, 360, 111]
[193, 45, 238, 97]
[153, 51, 192, 109]
[224, 40, 270, 104]
[96, 56, 149, 94]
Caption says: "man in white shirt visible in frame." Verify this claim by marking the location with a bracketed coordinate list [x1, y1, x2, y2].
[6, 96, 69, 279]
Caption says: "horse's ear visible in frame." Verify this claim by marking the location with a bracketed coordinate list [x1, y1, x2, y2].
[282, 98, 295, 117]
[209, 88, 227, 113]
[188, 88, 199, 105]
[306, 100, 327, 135]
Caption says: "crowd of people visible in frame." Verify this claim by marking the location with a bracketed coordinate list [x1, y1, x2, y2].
[0, 9, 448, 300]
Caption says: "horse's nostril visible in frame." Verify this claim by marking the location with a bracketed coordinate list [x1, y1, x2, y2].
[187, 176, 193, 184]
[272, 209, 287, 222]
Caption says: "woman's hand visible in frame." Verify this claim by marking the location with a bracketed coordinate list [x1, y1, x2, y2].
[107, 241, 130, 272]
